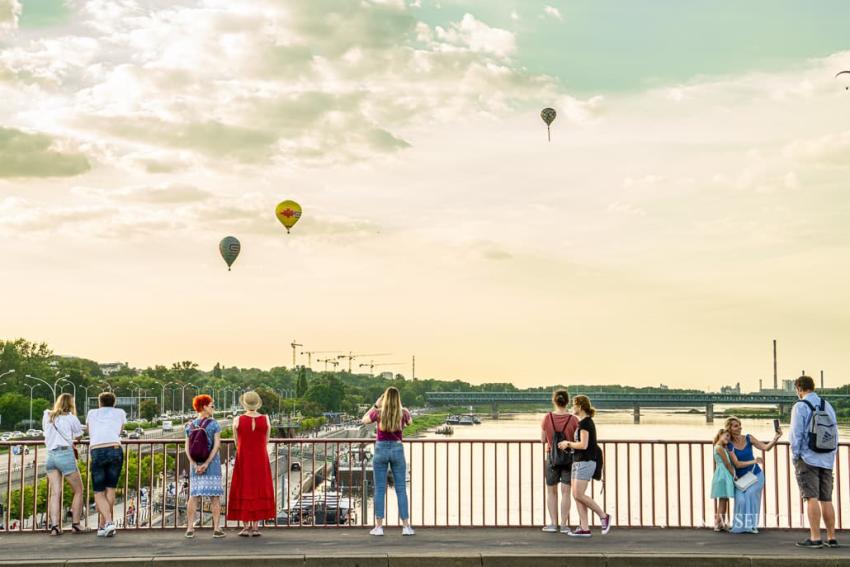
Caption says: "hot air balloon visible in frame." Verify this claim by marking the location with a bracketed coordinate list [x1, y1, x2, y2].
[836, 70, 850, 90]
[275, 200, 302, 234]
[219, 236, 241, 271]
[540, 107, 557, 141]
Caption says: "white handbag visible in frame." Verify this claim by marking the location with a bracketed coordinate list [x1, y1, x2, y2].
[734, 471, 758, 491]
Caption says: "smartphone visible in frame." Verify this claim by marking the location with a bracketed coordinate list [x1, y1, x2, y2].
[773, 419, 781, 434]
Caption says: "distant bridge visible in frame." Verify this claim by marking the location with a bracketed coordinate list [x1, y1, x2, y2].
[424, 391, 850, 423]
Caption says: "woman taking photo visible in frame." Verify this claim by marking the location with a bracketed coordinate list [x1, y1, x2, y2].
[724, 416, 781, 534]
[361, 387, 414, 536]
[558, 395, 612, 538]
[227, 391, 275, 536]
[540, 389, 578, 533]
[184, 395, 224, 539]
[42, 393, 84, 535]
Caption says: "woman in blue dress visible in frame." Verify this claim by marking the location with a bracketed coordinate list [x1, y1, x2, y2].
[724, 417, 781, 534]
[184, 394, 224, 538]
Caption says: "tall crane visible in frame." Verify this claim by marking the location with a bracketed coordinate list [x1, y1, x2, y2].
[338, 352, 391, 373]
[300, 350, 340, 369]
[317, 358, 341, 372]
[358, 361, 404, 375]
[290, 340, 302, 368]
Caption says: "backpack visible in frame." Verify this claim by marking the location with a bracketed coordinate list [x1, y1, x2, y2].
[188, 418, 213, 463]
[548, 413, 575, 468]
[799, 398, 838, 453]
[592, 444, 604, 481]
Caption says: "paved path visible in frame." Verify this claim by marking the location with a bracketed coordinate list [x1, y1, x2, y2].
[1, 527, 848, 565]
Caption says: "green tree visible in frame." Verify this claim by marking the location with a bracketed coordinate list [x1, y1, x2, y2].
[296, 367, 308, 397]
[212, 363, 222, 379]
[305, 374, 345, 412]
[139, 399, 158, 421]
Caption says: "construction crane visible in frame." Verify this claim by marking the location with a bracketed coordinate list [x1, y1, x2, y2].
[338, 352, 391, 373]
[317, 358, 341, 372]
[300, 350, 340, 369]
[358, 361, 404, 375]
[290, 340, 302, 368]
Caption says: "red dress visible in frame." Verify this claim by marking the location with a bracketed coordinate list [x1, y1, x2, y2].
[227, 415, 276, 521]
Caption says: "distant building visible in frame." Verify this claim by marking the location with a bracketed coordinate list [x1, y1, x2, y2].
[782, 379, 796, 393]
[100, 362, 129, 376]
[659, 384, 669, 390]
[379, 371, 394, 380]
[720, 382, 741, 395]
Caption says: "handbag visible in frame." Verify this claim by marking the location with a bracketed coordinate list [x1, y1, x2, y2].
[52, 420, 79, 459]
[734, 471, 757, 491]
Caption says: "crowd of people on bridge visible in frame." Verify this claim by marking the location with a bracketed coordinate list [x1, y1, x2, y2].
[28, 373, 840, 550]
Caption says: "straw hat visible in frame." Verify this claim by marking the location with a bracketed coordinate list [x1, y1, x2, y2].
[240, 391, 262, 411]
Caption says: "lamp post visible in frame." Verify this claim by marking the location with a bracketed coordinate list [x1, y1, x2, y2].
[57, 377, 76, 401]
[181, 383, 195, 416]
[24, 374, 57, 401]
[0, 369, 15, 381]
[160, 382, 178, 417]
[24, 384, 38, 424]
[79, 384, 95, 415]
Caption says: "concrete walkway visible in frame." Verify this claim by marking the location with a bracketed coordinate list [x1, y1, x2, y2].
[1, 527, 848, 566]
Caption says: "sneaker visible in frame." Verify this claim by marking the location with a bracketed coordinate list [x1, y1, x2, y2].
[369, 526, 384, 536]
[96, 527, 106, 537]
[569, 529, 592, 538]
[826, 539, 840, 548]
[559, 526, 572, 535]
[101, 523, 116, 538]
[541, 525, 558, 533]
[402, 526, 415, 536]
[600, 514, 612, 535]
[796, 538, 823, 548]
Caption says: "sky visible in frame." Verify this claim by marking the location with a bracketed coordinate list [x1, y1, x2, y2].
[1, 0, 850, 390]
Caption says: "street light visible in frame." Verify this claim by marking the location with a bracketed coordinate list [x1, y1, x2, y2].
[79, 384, 95, 415]
[24, 383, 39, 424]
[0, 369, 15, 380]
[25, 374, 56, 401]
[160, 382, 178, 417]
[57, 377, 76, 401]
[181, 383, 195, 416]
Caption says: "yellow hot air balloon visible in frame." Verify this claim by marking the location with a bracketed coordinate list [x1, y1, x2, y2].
[275, 200, 302, 234]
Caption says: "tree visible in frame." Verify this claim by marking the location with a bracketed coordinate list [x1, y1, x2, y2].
[305, 374, 345, 412]
[254, 387, 280, 416]
[212, 363, 222, 379]
[139, 399, 158, 421]
[296, 367, 308, 397]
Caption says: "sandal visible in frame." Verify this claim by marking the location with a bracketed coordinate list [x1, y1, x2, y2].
[238, 528, 251, 537]
[49, 525, 61, 536]
[213, 530, 226, 538]
[71, 523, 83, 534]
[251, 529, 261, 537]
[184, 529, 195, 539]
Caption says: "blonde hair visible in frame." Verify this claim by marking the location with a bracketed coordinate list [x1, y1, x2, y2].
[572, 395, 596, 418]
[713, 428, 728, 447]
[241, 391, 262, 411]
[48, 393, 76, 422]
[379, 387, 403, 433]
[723, 416, 741, 432]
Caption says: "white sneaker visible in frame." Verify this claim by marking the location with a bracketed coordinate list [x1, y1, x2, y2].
[541, 524, 558, 533]
[402, 526, 415, 536]
[96, 527, 106, 537]
[560, 526, 572, 535]
[369, 526, 384, 536]
[102, 522, 116, 537]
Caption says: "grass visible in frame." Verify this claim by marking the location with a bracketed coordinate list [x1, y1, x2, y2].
[407, 413, 448, 437]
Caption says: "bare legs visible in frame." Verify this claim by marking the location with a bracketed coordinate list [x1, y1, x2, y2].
[715, 498, 729, 529]
[572, 479, 605, 531]
[94, 487, 116, 528]
[807, 498, 836, 542]
[186, 496, 222, 534]
[47, 471, 82, 530]
[546, 483, 572, 527]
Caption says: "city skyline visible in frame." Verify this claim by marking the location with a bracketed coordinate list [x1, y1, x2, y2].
[2, 1, 850, 388]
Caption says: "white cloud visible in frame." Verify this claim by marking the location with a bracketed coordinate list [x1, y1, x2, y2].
[543, 6, 563, 21]
[434, 14, 516, 58]
[0, 0, 21, 30]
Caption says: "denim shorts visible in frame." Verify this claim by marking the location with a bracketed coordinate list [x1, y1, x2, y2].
[571, 460, 597, 481]
[46, 447, 78, 476]
[90, 446, 124, 492]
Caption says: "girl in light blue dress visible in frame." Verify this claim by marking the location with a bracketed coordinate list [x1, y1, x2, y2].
[710, 429, 736, 531]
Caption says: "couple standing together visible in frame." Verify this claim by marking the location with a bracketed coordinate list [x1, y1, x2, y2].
[541, 389, 612, 538]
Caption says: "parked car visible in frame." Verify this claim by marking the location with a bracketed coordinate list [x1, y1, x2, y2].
[129, 432, 141, 440]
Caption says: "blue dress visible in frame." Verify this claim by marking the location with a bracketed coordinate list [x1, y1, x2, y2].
[185, 418, 223, 497]
[727, 434, 764, 533]
[710, 447, 735, 499]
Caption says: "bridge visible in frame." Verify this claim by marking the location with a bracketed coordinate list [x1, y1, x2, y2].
[424, 391, 850, 423]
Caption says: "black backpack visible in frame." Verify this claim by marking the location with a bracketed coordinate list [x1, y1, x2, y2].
[548, 413, 575, 468]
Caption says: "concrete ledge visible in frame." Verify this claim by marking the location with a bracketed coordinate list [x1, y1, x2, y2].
[604, 555, 751, 567]
[304, 555, 389, 567]
[481, 554, 606, 567]
[150, 557, 303, 567]
[387, 554, 482, 567]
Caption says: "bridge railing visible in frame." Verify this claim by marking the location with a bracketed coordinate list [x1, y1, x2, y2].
[1, 439, 847, 531]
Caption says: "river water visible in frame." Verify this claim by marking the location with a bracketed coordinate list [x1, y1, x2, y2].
[362, 409, 850, 530]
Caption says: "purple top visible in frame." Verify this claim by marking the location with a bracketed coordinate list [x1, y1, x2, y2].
[368, 408, 412, 442]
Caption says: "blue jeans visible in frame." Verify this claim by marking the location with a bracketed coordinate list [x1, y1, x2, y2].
[373, 441, 409, 521]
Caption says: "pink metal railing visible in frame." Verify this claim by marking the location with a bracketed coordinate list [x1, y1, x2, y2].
[1, 439, 846, 531]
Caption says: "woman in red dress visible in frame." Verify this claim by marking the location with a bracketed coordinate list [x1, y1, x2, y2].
[226, 391, 276, 536]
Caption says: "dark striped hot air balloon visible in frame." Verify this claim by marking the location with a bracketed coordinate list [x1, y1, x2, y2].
[219, 236, 241, 271]
[540, 107, 557, 141]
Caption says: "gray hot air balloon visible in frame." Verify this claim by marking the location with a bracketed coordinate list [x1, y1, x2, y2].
[540, 107, 557, 141]
[219, 236, 241, 271]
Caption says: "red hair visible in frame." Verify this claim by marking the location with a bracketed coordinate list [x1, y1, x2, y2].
[192, 394, 213, 413]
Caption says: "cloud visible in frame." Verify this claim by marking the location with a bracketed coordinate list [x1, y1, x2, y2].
[0, 127, 91, 178]
[0, 0, 21, 30]
[75, 184, 213, 204]
[784, 130, 850, 167]
[543, 6, 563, 21]
[435, 14, 516, 58]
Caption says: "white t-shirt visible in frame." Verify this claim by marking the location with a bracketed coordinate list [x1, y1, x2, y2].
[86, 407, 127, 446]
[42, 411, 83, 451]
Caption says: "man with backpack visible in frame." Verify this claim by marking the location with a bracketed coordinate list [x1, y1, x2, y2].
[790, 375, 839, 549]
